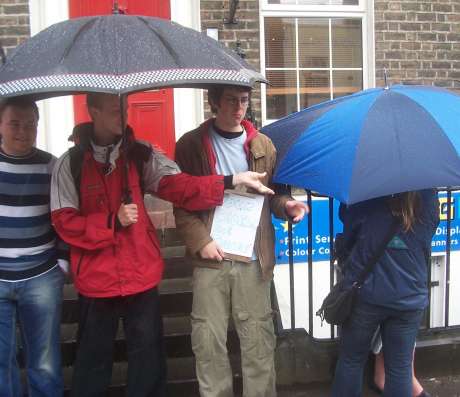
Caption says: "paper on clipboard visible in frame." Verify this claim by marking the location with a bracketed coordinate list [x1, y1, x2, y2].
[210, 189, 264, 261]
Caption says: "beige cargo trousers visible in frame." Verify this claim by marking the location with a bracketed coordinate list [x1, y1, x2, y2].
[191, 260, 277, 397]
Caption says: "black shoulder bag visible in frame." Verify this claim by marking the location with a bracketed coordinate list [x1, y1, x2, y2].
[316, 220, 399, 326]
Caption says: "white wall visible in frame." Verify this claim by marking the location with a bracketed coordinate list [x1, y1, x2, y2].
[170, 0, 204, 139]
[29, 0, 74, 156]
[28, 0, 203, 156]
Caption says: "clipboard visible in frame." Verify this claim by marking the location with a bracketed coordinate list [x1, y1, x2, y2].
[210, 189, 265, 262]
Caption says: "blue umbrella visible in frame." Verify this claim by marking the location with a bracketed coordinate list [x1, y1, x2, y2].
[262, 84, 460, 204]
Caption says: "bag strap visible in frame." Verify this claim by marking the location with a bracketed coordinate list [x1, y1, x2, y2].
[355, 219, 400, 287]
[68, 145, 84, 196]
[68, 141, 150, 195]
[126, 141, 151, 195]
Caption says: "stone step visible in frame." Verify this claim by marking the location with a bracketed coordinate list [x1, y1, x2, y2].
[59, 315, 194, 343]
[55, 324, 240, 367]
[61, 281, 194, 324]
[163, 256, 194, 279]
[61, 355, 243, 396]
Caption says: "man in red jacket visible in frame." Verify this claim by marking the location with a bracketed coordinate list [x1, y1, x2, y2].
[50, 92, 272, 397]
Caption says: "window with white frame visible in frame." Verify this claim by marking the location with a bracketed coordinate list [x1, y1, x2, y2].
[261, 0, 372, 122]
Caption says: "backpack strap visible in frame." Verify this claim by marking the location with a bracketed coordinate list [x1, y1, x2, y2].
[68, 141, 151, 195]
[127, 141, 152, 195]
[68, 145, 85, 193]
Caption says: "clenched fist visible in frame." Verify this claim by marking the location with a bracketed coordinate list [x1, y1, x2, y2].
[117, 203, 138, 227]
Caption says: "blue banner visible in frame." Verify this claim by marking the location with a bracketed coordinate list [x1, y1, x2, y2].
[273, 199, 343, 264]
[273, 193, 460, 265]
[432, 192, 460, 252]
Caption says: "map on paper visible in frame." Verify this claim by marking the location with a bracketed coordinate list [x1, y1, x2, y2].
[211, 190, 264, 260]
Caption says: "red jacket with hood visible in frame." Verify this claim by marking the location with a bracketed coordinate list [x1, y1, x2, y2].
[51, 123, 226, 298]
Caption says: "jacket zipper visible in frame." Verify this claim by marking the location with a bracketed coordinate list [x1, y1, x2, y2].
[76, 253, 85, 276]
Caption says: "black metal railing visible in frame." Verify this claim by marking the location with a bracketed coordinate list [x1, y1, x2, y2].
[280, 188, 460, 338]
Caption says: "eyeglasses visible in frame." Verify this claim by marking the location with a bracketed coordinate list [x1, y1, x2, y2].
[223, 96, 250, 107]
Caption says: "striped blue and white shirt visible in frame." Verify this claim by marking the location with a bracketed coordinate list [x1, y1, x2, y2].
[0, 148, 68, 281]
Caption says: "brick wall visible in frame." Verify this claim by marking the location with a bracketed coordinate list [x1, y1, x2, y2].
[0, 0, 30, 57]
[374, 0, 460, 90]
[200, 0, 262, 124]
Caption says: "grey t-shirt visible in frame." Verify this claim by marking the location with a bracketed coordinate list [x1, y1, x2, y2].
[209, 125, 258, 260]
[210, 126, 248, 176]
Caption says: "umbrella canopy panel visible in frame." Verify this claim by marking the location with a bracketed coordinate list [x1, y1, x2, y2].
[263, 85, 460, 204]
[0, 14, 266, 98]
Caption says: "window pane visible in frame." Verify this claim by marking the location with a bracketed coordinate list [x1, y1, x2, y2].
[268, 0, 359, 4]
[332, 70, 362, 99]
[268, 0, 296, 4]
[297, 0, 359, 4]
[298, 18, 329, 68]
[265, 18, 296, 68]
[329, 0, 359, 4]
[266, 70, 297, 119]
[297, 0, 331, 4]
[299, 71, 330, 109]
[331, 19, 362, 68]
[324, 0, 359, 6]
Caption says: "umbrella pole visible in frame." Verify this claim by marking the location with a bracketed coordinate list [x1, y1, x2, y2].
[120, 94, 132, 204]
[384, 68, 389, 89]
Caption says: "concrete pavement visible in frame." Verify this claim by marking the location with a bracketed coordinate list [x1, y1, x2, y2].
[277, 375, 460, 396]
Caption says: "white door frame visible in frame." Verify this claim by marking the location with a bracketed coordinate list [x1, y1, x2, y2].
[29, 0, 73, 156]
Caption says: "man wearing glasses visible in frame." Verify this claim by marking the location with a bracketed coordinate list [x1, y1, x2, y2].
[174, 85, 308, 397]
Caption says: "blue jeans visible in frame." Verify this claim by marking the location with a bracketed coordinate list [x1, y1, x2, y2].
[0, 265, 65, 397]
[331, 300, 423, 397]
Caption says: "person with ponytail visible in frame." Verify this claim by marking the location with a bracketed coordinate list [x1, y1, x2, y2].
[331, 190, 439, 397]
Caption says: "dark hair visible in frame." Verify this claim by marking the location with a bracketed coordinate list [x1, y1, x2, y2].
[207, 85, 252, 114]
[388, 191, 421, 232]
[0, 97, 39, 121]
[86, 92, 105, 110]
[86, 92, 128, 112]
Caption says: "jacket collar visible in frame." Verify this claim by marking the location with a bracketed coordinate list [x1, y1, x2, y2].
[70, 122, 136, 172]
[198, 118, 264, 173]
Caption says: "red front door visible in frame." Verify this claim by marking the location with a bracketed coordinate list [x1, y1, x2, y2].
[68, 0, 175, 158]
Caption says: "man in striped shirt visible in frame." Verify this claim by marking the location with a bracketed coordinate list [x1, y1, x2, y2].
[0, 97, 68, 397]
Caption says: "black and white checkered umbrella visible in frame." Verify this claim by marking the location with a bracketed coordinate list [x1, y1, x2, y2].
[0, 14, 267, 99]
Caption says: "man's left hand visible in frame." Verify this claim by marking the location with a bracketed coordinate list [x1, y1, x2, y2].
[285, 200, 309, 223]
